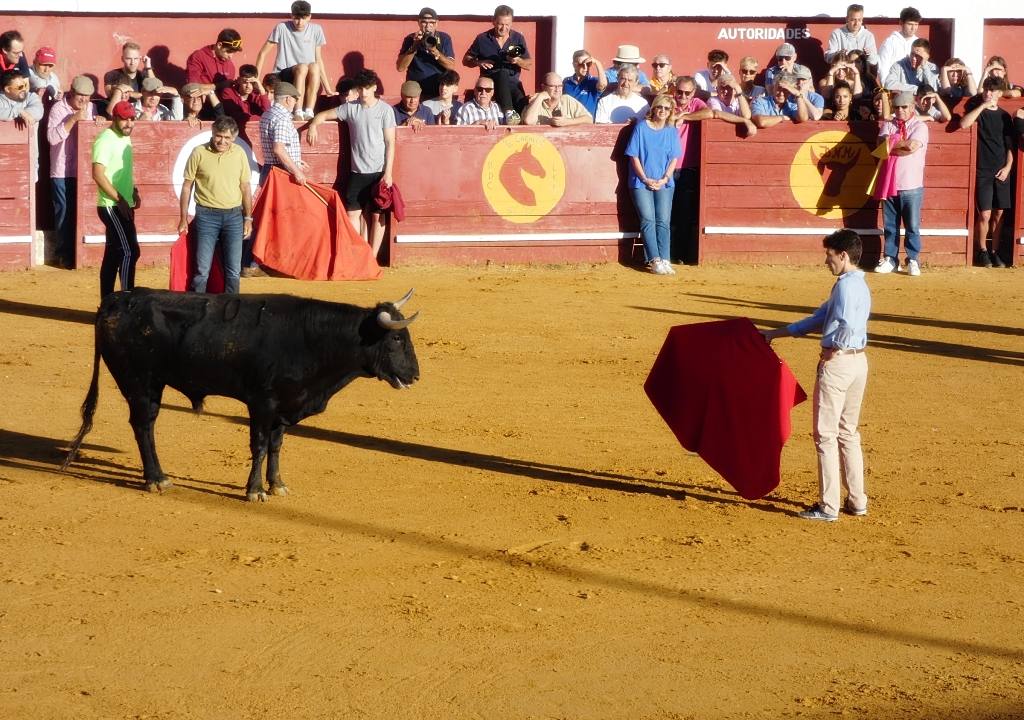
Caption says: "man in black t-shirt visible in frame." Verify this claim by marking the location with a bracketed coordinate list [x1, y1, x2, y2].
[396, 7, 456, 101]
[960, 77, 1016, 268]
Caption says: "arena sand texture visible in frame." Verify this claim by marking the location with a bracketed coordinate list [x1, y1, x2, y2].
[1, 262, 1022, 719]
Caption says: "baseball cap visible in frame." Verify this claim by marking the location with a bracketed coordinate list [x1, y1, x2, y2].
[892, 91, 915, 107]
[794, 66, 812, 81]
[141, 77, 163, 92]
[70, 75, 95, 95]
[110, 100, 136, 120]
[34, 47, 57, 64]
[400, 80, 422, 97]
[418, 7, 438, 20]
[273, 81, 300, 98]
[775, 42, 796, 58]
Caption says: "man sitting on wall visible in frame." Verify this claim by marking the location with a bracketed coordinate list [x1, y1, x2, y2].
[396, 6, 456, 101]
[186, 29, 244, 100]
[462, 4, 533, 125]
[522, 72, 593, 126]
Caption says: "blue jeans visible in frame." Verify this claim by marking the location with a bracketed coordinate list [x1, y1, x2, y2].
[882, 186, 923, 262]
[631, 185, 674, 264]
[192, 204, 243, 294]
[51, 177, 76, 265]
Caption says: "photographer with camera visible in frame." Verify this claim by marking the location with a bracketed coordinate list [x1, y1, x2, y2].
[396, 7, 455, 101]
[463, 4, 533, 125]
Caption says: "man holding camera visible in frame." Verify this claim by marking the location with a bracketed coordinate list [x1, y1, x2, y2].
[396, 7, 455, 101]
[463, 4, 533, 125]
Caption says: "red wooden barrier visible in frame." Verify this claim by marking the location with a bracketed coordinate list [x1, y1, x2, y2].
[0, 123, 36, 269]
[388, 124, 638, 266]
[699, 120, 976, 266]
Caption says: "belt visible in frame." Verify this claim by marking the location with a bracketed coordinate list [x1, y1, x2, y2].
[824, 347, 865, 355]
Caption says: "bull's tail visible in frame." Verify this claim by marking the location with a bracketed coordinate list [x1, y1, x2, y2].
[61, 323, 102, 472]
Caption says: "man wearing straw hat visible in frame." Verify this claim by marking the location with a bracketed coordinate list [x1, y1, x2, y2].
[178, 115, 253, 293]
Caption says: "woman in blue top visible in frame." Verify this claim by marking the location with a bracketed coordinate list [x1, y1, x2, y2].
[625, 94, 682, 274]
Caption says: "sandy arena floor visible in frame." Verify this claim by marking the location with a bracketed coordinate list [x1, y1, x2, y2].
[1, 260, 1022, 719]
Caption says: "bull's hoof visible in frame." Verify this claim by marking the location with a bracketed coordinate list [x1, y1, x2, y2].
[246, 491, 268, 503]
[270, 484, 289, 497]
[145, 479, 173, 494]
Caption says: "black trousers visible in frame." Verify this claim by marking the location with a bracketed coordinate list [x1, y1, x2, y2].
[97, 205, 139, 298]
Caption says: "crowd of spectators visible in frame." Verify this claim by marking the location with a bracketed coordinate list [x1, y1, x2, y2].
[1, 3, 1023, 273]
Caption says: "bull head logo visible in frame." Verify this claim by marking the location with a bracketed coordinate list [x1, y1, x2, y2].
[811, 144, 861, 198]
[498, 144, 547, 207]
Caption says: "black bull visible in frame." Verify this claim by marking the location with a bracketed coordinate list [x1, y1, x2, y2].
[62, 288, 420, 501]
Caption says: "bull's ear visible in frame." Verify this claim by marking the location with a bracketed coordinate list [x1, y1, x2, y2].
[393, 288, 414, 310]
[377, 310, 419, 330]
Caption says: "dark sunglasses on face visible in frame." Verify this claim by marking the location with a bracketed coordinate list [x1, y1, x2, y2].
[475, 86, 494, 91]
[740, 69, 757, 75]
[777, 56, 792, 62]
[651, 62, 669, 68]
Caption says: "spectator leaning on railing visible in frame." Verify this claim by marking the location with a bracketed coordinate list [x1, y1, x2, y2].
[522, 72, 593, 127]
[0, 68, 42, 125]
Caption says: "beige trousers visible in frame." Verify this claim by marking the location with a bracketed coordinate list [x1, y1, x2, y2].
[813, 351, 868, 516]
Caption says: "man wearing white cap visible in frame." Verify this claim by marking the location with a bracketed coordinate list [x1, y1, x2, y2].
[605, 44, 650, 89]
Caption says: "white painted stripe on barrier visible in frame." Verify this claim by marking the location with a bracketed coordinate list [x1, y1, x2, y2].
[83, 234, 179, 245]
[703, 227, 969, 237]
[0, 235, 31, 244]
[395, 232, 640, 244]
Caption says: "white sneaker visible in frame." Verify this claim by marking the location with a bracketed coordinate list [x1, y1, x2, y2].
[648, 259, 668, 275]
[661, 260, 677, 275]
[906, 258, 921, 276]
[293, 109, 306, 121]
[875, 257, 896, 274]
[303, 108, 315, 120]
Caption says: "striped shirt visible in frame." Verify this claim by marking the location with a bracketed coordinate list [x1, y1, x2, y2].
[258, 102, 301, 168]
[456, 99, 503, 126]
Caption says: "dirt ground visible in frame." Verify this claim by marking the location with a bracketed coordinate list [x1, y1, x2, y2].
[1, 259, 1022, 720]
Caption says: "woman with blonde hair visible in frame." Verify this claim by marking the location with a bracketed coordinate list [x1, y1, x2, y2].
[625, 94, 681, 275]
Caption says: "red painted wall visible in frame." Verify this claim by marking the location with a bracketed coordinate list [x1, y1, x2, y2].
[583, 16, 953, 85]
[0, 13, 552, 102]
[983, 20, 1024, 84]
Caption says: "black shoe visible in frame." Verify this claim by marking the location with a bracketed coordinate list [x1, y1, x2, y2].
[990, 251, 1006, 268]
[976, 249, 993, 268]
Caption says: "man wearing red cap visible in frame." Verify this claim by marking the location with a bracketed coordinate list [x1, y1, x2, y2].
[29, 47, 60, 100]
[91, 100, 140, 298]
[186, 29, 243, 118]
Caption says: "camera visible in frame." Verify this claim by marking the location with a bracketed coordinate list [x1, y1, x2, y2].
[423, 32, 440, 49]
[502, 45, 525, 60]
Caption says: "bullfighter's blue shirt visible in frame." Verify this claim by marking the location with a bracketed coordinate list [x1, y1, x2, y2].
[786, 270, 871, 350]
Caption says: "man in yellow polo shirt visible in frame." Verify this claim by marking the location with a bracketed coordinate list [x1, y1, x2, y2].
[177, 116, 253, 293]
[92, 100, 141, 298]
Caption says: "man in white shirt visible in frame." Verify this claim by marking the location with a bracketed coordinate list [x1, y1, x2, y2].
[877, 6, 921, 82]
[595, 65, 648, 124]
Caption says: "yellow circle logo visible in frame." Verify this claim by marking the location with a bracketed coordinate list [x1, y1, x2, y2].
[790, 131, 875, 219]
[481, 134, 566, 224]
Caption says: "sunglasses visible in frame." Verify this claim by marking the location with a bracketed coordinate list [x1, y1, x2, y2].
[651, 62, 669, 68]
[740, 69, 757, 75]
[653, 105, 672, 111]
[776, 56, 792, 62]
[221, 38, 243, 49]
[676, 89, 694, 96]
[475, 86, 494, 92]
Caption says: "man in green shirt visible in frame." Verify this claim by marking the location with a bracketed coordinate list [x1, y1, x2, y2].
[177, 116, 253, 293]
[92, 100, 141, 298]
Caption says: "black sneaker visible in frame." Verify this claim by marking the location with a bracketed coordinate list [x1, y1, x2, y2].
[990, 251, 1006, 268]
[976, 249, 993, 268]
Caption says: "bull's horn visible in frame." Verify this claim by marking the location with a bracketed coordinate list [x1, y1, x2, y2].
[378, 310, 419, 330]
[393, 288, 415, 310]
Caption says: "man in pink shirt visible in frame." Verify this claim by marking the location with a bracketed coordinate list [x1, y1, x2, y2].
[875, 90, 928, 276]
[46, 75, 96, 268]
[670, 74, 712, 264]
